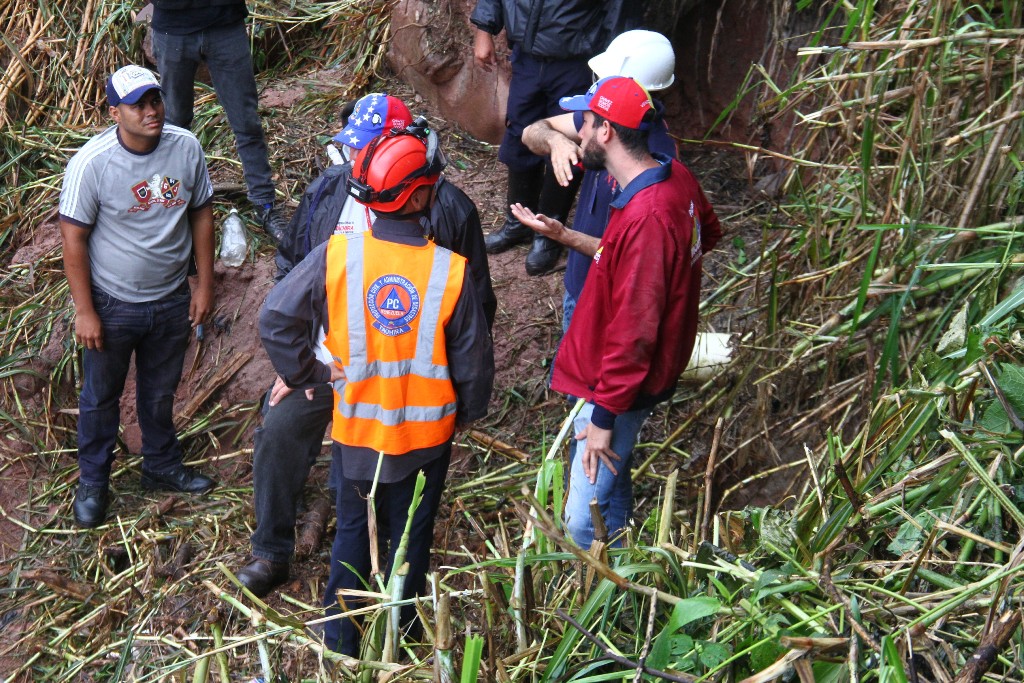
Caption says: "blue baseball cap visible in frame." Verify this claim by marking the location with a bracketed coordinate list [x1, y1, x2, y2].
[106, 65, 162, 106]
[332, 93, 413, 149]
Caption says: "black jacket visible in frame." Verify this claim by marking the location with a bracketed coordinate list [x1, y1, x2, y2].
[278, 163, 497, 329]
[470, 0, 635, 59]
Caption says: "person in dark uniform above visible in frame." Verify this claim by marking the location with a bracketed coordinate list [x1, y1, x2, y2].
[470, 0, 638, 275]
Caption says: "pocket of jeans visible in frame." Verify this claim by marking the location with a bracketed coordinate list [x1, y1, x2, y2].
[572, 410, 591, 439]
[166, 292, 192, 331]
[91, 288, 116, 315]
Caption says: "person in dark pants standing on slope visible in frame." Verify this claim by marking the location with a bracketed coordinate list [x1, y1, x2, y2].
[260, 124, 493, 655]
[470, 0, 637, 275]
[149, 0, 288, 242]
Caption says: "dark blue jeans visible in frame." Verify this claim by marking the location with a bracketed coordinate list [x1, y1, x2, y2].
[77, 284, 192, 486]
[250, 383, 334, 563]
[323, 445, 451, 656]
[151, 21, 275, 206]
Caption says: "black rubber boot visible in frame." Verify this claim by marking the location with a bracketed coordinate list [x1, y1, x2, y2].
[484, 168, 544, 254]
[524, 167, 582, 276]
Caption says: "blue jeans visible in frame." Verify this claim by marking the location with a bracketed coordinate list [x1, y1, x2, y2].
[323, 445, 451, 656]
[564, 402, 653, 548]
[77, 284, 192, 486]
[562, 289, 577, 335]
[151, 21, 275, 206]
[250, 383, 334, 563]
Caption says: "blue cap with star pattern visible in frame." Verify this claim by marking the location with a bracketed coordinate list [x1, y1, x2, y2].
[332, 93, 413, 149]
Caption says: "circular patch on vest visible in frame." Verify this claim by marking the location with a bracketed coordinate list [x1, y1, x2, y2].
[367, 274, 421, 336]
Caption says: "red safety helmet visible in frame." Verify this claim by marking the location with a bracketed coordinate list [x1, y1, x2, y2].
[347, 118, 447, 213]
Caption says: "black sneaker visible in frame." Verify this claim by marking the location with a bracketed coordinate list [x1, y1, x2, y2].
[261, 205, 288, 245]
[73, 483, 109, 528]
[141, 465, 215, 494]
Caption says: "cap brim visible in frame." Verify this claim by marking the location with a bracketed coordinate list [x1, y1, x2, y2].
[558, 93, 591, 112]
[332, 125, 377, 149]
[119, 84, 162, 105]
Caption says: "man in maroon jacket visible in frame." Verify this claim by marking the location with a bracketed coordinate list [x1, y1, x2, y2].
[512, 76, 722, 548]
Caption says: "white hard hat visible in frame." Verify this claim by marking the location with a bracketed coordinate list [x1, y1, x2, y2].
[588, 30, 676, 91]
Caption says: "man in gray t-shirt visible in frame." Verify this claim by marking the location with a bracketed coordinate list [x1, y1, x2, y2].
[59, 65, 217, 529]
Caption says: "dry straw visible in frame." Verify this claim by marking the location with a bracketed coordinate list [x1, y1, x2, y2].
[4, 0, 1024, 681]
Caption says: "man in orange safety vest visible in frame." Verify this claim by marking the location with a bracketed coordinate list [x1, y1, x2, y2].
[258, 121, 494, 656]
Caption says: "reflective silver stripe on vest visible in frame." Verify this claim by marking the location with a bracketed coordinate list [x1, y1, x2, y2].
[344, 358, 449, 382]
[340, 238, 453, 383]
[345, 237, 367, 367]
[335, 400, 458, 425]
[416, 248, 452, 359]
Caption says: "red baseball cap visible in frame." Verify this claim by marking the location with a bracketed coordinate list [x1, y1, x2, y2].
[559, 76, 653, 130]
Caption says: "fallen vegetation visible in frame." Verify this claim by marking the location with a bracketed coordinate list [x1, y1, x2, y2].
[2, 0, 1024, 681]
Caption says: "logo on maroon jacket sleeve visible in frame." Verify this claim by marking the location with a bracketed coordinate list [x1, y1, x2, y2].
[689, 200, 703, 264]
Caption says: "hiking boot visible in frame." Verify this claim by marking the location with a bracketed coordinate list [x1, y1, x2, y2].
[486, 168, 544, 254]
[237, 558, 290, 597]
[484, 220, 533, 253]
[261, 204, 288, 246]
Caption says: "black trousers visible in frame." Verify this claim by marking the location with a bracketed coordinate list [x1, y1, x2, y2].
[322, 444, 451, 655]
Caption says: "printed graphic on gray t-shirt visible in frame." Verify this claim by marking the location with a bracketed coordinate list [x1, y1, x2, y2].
[59, 124, 213, 303]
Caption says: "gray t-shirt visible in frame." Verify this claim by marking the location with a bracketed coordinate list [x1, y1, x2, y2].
[59, 124, 213, 303]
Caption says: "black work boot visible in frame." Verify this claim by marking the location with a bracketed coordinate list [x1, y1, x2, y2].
[525, 235, 563, 275]
[524, 167, 582, 275]
[484, 168, 543, 254]
[484, 218, 532, 254]
[141, 464, 216, 494]
[237, 558, 290, 597]
[73, 483, 110, 528]
[261, 204, 288, 246]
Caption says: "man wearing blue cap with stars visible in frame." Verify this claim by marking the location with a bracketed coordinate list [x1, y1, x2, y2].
[513, 76, 722, 549]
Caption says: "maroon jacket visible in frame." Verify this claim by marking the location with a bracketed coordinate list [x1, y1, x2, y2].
[550, 156, 721, 430]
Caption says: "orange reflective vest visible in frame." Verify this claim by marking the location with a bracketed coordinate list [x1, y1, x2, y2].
[323, 232, 466, 454]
